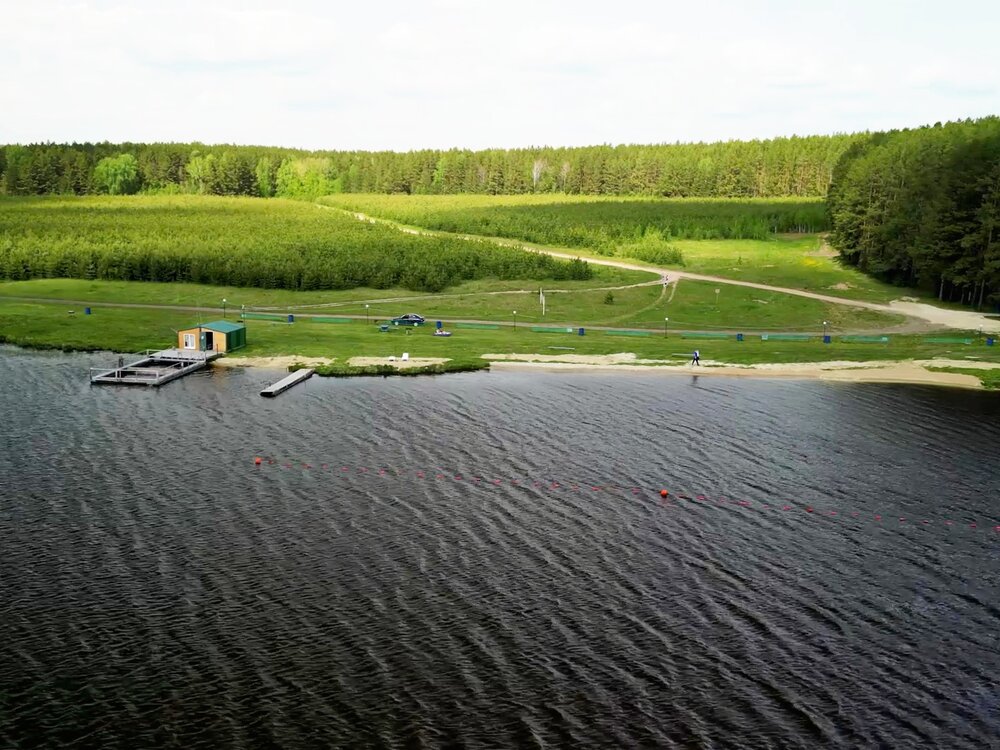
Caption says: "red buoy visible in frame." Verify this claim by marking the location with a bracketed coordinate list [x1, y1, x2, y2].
[254, 456, 262, 466]
[660, 489, 669, 498]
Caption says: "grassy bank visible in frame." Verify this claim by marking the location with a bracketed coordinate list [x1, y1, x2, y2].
[2, 299, 995, 368]
[0, 277, 904, 332]
[305, 362, 491, 377]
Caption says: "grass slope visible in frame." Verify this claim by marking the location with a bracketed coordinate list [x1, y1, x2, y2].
[1, 301, 993, 368]
[0, 278, 904, 332]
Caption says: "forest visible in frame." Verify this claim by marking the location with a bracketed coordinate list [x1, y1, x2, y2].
[320, 194, 827, 253]
[2, 118, 999, 308]
[0, 136, 855, 199]
[0, 197, 592, 292]
[827, 117, 1000, 309]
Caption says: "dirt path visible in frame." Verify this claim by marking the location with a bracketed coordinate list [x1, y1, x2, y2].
[329, 206, 1000, 334]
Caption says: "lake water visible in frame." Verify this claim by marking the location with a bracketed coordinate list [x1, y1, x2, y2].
[2, 347, 999, 749]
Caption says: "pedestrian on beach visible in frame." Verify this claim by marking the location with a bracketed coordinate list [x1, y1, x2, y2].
[691, 349, 701, 366]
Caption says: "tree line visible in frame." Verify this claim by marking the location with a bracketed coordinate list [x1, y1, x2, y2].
[0, 136, 857, 199]
[828, 117, 1000, 309]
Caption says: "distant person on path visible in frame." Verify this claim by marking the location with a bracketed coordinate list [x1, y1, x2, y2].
[691, 349, 701, 366]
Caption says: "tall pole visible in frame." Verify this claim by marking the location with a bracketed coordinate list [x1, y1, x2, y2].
[715, 288, 720, 308]
[365, 304, 370, 325]
[222, 298, 227, 319]
[664, 317, 669, 338]
[823, 320, 828, 341]
[513, 310, 517, 330]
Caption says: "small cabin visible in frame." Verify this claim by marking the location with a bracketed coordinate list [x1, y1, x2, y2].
[177, 320, 247, 353]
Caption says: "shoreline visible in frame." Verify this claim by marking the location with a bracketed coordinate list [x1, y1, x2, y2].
[214, 353, 998, 390]
[486, 360, 986, 389]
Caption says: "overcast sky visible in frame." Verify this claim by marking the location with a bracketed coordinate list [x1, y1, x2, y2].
[2, 0, 998, 151]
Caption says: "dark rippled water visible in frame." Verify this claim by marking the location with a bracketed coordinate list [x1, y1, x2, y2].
[2, 347, 999, 749]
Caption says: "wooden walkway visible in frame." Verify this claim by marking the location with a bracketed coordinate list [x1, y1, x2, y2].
[260, 368, 314, 397]
[90, 349, 222, 387]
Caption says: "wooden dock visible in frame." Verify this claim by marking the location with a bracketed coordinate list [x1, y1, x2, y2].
[260, 368, 314, 397]
[90, 349, 221, 387]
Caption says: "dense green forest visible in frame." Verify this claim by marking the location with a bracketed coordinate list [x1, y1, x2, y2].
[0, 197, 591, 292]
[827, 117, 1000, 308]
[3, 117, 999, 310]
[0, 136, 856, 198]
[320, 195, 827, 257]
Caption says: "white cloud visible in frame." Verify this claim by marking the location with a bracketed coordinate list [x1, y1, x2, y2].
[0, 0, 997, 149]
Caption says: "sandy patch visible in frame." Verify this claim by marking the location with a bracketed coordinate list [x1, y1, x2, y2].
[216, 355, 335, 369]
[482, 352, 640, 365]
[829, 282, 853, 290]
[485, 356, 1000, 389]
[348, 356, 449, 369]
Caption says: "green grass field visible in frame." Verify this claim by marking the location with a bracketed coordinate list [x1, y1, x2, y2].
[0, 277, 904, 332]
[1, 300, 992, 368]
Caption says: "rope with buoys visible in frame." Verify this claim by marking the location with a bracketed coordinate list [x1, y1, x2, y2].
[251, 457, 999, 535]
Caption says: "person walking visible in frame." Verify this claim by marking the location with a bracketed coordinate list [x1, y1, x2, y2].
[691, 349, 701, 366]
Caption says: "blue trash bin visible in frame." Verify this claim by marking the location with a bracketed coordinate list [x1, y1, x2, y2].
[578, 327, 585, 336]
[736, 333, 743, 342]
[988, 337, 995, 347]
[436, 321, 443, 330]
[84, 307, 91, 315]
[287, 314, 295, 323]
[823, 335, 831, 344]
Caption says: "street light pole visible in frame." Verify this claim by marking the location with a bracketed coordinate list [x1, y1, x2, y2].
[513, 310, 517, 329]
[664, 317, 669, 338]
[823, 320, 828, 340]
[222, 298, 227, 319]
[365, 304, 370, 325]
[714, 288, 720, 308]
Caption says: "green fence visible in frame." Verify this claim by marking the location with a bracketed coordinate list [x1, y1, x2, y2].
[604, 329, 653, 337]
[841, 335, 890, 343]
[531, 326, 577, 333]
[456, 322, 500, 330]
[761, 333, 812, 341]
[310, 317, 352, 324]
[923, 337, 973, 344]
[681, 332, 732, 340]
[242, 313, 286, 321]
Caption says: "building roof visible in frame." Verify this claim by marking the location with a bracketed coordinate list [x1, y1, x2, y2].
[194, 320, 245, 333]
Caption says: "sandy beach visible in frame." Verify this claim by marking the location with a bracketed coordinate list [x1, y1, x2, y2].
[214, 352, 996, 388]
[482, 353, 999, 389]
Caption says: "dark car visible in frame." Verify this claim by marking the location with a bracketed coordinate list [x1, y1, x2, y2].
[390, 314, 425, 326]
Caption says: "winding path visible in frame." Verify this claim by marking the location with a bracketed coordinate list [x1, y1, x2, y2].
[328, 205, 1000, 334]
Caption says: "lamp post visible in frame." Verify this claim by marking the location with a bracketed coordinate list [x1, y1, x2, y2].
[823, 320, 828, 343]
[664, 317, 669, 338]
[222, 298, 227, 319]
[241, 304, 245, 320]
[513, 310, 517, 329]
[714, 288, 720, 308]
[365, 304, 370, 325]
